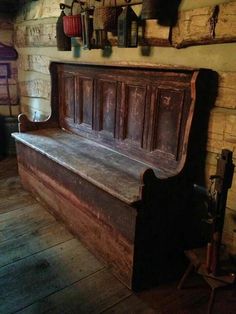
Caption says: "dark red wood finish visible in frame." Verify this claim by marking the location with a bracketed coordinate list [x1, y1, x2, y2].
[14, 63, 217, 290]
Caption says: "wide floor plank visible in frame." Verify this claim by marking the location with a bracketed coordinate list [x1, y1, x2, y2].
[0, 221, 73, 267]
[0, 158, 18, 179]
[0, 203, 56, 242]
[18, 269, 132, 314]
[103, 295, 156, 314]
[2, 157, 233, 313]
[0, 239, 104, 314]
[0, 192, 37, 214]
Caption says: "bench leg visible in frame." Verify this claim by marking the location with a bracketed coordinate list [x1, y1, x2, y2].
[177, 263, 194, 289]
[207, 288, 216, 314]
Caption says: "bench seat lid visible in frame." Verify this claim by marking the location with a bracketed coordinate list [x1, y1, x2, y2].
[13, 128, 166, 204]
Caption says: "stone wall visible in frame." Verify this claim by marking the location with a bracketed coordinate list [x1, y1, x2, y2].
[14, 0, 236, 252]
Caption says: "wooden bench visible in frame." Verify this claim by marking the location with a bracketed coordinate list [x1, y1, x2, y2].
[13, 63, 216, 290]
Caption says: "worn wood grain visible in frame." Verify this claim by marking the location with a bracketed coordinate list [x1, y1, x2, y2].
[215, 72, 236, 109]
[207, 107, 236, 152]
[13, 129, 146, 203]
[18, 269, 132, 314]
[172, 6, 215, 48]
[15, 23, 56, 48]
[0, 239, 103, 314]
[103, 294, 156, 313]
[17, 161, 135, 288]
[0, 203, 55, 242]
[0, 193, 37, 214]
[215, 1, 236, 42]
[172, 2, 236, 48]
[13, 62, 218, 290]
[18, 54, 50, 74]
[0, 221, 73, 267]
[1, 157, 236, 314]
[19, 0, 61, 21]
[19, 79, 51, 100]
[0, 176, 23, 198]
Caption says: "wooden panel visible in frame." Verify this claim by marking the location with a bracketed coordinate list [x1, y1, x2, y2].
[21, 62, 205, 173]
[96, 79, 117, 136]
[60, 74, 75, 123]
[152, 88, 185, 159]
[122, 84, 147, 146]
[18, 162, 135, 288]
[75, 76, 94, 129]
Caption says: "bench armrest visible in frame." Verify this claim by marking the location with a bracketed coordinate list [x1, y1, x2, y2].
[18, 113, 59, 133]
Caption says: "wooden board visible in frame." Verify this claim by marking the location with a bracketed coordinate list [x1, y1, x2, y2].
[0, 192, 37, 214]
[172, 6, 215, 48]
[172, 2, 236, 48]
[215, 72, 236, 109]
[18, 161, 135, 288]
[0, 221, 73, 267]
[19, 79, 51, 100]
[18, 54, 50, 74]
[0, 239, 103, 314]
[17, 269, 132, 314]
[15, 24, 57, 48]
[215, 2, 236, 42]
[207, 107, 236, 154]
[0, 203, 55, 242]
[103, 294, 156, 313]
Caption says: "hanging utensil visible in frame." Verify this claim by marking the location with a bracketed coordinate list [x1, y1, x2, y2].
[62, 0, 84, 37]
[117, 5, 139, 47]
[57, 5, 71, 51]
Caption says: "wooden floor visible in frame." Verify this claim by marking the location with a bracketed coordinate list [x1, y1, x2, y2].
[0, 158, 235, 314]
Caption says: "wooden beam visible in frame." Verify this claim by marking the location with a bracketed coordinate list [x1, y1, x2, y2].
[15, 24, 57, 48]
[172, 2, 236, 48]
[172, 6, 216, 48]
[216, 72, 236, 109]
[215, 1, 236, 42]
[18, 55, 50, 74]
[19, 79, 51, 100]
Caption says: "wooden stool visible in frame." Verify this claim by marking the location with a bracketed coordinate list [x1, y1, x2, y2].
[178, 247, 236, 314]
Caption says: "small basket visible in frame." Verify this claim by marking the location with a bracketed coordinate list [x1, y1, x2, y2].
[93, 0, 121, 31]
[63, 0, 83, 37]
